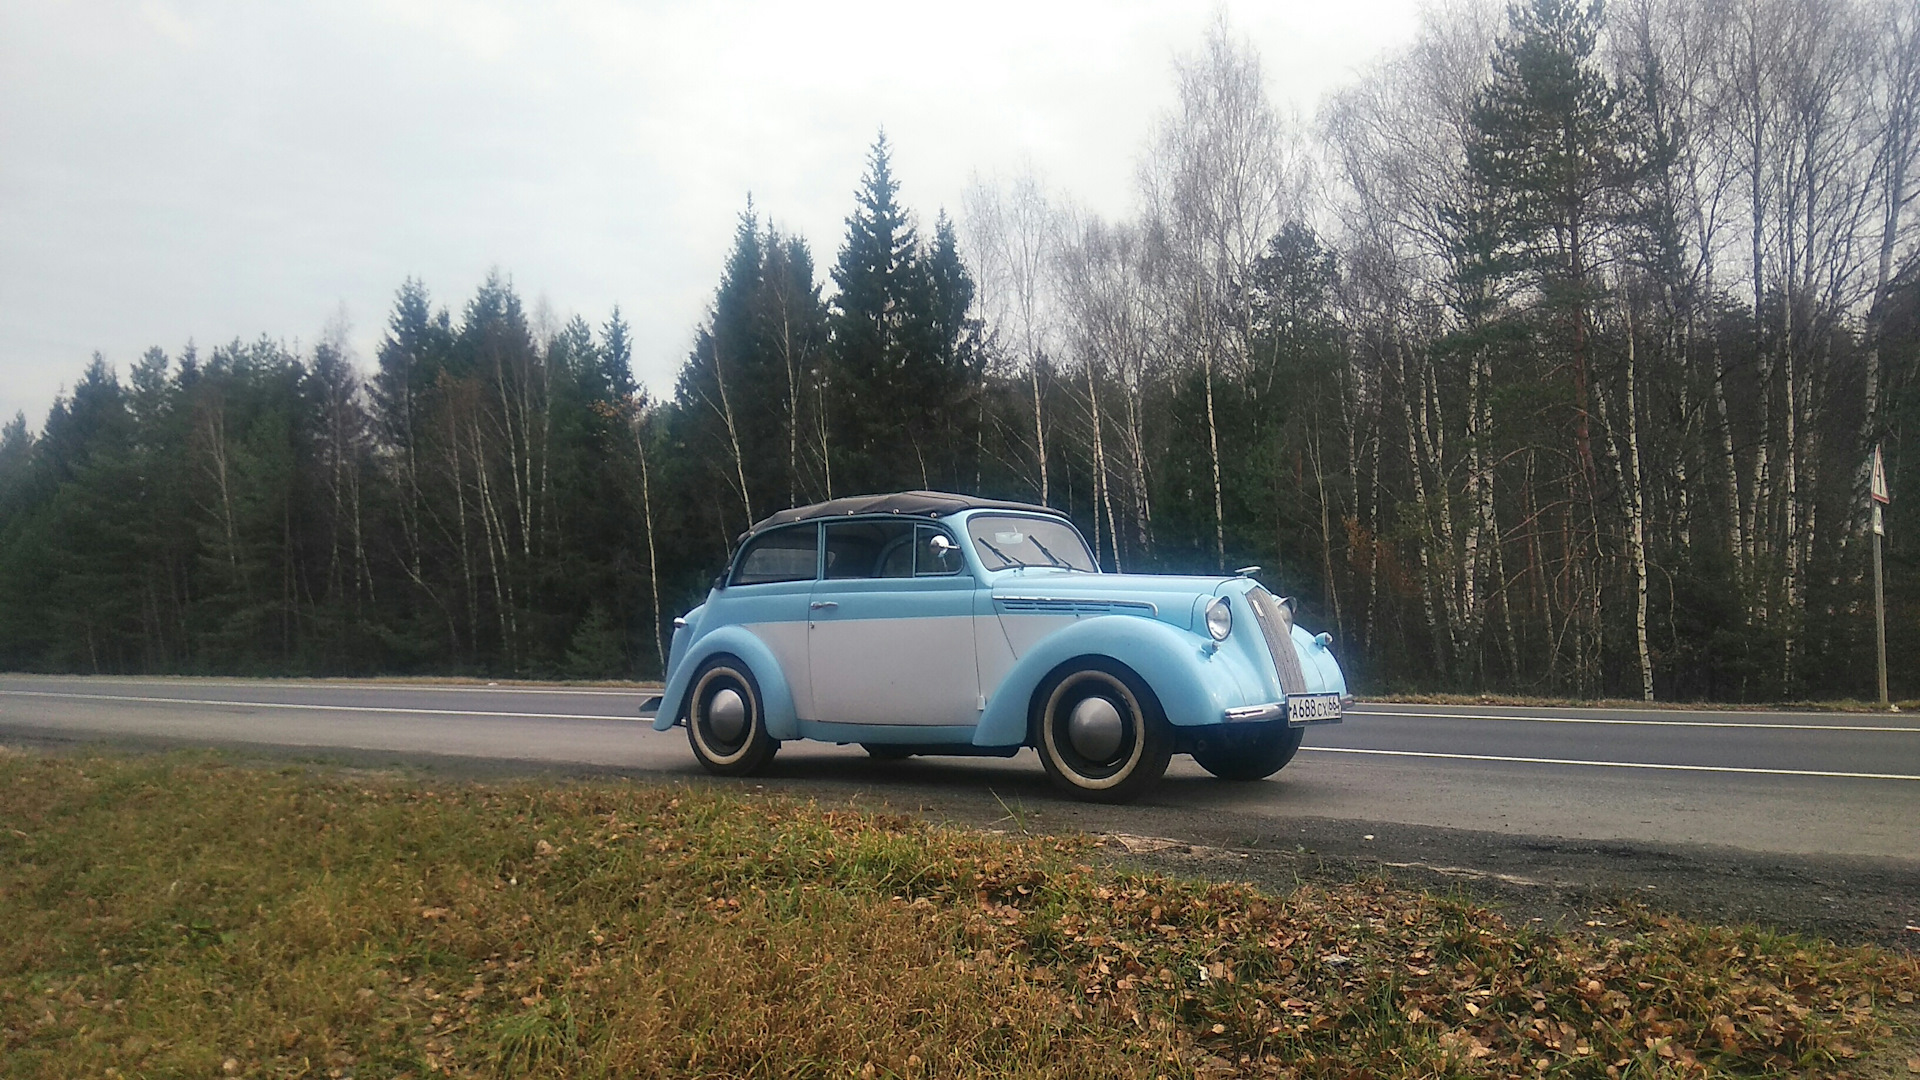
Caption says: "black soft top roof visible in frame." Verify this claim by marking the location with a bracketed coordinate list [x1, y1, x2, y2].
[746, 490, 1061, 535]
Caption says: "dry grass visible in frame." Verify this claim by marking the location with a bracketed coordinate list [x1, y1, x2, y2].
[1, 751, 1914, 1078]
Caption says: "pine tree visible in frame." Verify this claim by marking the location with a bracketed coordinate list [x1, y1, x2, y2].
[1467, 0, 1640, 491]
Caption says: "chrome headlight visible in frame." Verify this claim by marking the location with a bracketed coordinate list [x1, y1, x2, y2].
[1205, 597, 1233, 641]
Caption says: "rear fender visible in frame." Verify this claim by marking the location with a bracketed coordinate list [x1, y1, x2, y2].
[971, 615, 1268, 746]
[651, 624, 800, 740]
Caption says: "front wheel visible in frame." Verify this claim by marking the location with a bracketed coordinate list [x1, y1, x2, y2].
[1034, 660, 1171, 803]
[686, 656, 778, 776]
[1193, 725, 1303, 781]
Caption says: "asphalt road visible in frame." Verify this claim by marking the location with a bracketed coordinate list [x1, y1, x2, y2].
[4, 674, 1918, 945]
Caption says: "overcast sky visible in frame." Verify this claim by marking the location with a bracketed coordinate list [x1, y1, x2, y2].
[0, 0, 1423, 429]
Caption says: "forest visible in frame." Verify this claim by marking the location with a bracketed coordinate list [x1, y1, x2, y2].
[0, 0, 1915, 701]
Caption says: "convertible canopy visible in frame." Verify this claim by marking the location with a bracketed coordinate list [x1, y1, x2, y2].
[745, 490, 1060, 536]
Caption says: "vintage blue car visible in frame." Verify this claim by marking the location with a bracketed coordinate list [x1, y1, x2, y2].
[642, 491, 1349, 802]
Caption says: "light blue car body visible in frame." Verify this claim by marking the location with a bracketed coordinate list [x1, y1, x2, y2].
[652, 507, 1347, 749]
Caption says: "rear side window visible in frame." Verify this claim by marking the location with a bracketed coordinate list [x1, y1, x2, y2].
[732, 525, 818, 585]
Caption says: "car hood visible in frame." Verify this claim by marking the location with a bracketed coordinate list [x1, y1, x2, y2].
[988, 568, 1252, 631]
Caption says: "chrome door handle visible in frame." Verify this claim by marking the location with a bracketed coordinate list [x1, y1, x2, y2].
[809, 601, 838, 610]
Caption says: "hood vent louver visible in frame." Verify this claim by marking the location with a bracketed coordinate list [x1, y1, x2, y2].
[995, 596, 1157, 617]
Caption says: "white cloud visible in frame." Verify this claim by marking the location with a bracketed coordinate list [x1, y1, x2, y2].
[0, 0, 1422, 428]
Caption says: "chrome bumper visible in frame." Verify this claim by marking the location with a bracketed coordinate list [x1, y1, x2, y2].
[1222, 694, 1353, 726]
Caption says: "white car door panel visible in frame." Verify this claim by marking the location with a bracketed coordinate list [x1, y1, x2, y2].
[808, 577, 980, 727]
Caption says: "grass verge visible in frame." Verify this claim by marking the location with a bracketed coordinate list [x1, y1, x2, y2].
[2, 750, 1914, 1078]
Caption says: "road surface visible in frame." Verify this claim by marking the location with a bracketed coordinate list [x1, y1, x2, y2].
[3, 674, 1917, 945]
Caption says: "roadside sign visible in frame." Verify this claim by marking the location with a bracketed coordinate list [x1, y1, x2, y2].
[1868, 443, 1891, 708]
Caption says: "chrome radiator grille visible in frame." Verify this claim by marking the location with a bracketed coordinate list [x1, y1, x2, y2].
[1245, 586, 1308, 694]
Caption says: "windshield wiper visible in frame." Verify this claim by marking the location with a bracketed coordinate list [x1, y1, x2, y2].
[975, 537, 1028, 569]
[1027, 536, 1083, 571]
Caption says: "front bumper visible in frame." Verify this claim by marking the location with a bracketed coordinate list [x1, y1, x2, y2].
[1223, 693, 1353, 727]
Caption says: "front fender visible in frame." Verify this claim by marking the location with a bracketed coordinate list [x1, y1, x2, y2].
[971, 615, 1270, 746]
[1299, 624, 1350, 697]
[650, 624, 801, 740]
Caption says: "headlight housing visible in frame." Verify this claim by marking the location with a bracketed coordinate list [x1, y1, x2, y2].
[1205, 597, 1233, 641]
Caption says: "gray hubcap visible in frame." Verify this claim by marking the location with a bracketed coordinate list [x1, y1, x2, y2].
[1067, 695, 1124, 761]
[707, 687, 747, 742]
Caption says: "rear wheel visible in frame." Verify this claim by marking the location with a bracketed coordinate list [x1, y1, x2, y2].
[1192, 725, 1303, 781]
[1033, 659, 1171, 803]
[686, 656, 778, 776]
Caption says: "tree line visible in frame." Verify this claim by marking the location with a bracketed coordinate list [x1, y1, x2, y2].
[1, 0, 1914, 699]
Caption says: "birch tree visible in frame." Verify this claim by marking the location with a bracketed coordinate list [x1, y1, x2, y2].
[1143, 16, 1298, 570]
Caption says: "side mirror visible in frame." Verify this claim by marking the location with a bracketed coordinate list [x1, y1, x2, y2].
[929, 534, 958, 558]
[712, 574, 727, 592]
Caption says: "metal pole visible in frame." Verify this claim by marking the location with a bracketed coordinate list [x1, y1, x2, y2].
[1872, 503, 1889, 709]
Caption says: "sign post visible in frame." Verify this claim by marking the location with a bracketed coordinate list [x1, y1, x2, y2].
[1870, 445, 1890, 709]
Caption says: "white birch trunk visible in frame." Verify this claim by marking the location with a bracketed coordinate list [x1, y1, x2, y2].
[708, 334, 753, 527]
[634, 406, 664, 672]
[1203, 333, 1226, 572]
[1397, 340, 1446, 675]
[1032, 360, 1049, 503]
[1623, 295, 1654, 700]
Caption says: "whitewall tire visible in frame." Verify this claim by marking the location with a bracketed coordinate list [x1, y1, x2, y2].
[686, 656, 778, 776]
[1033, 659, 1171, 803]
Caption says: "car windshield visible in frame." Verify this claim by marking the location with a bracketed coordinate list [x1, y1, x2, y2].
[966, 515, 1098, 572]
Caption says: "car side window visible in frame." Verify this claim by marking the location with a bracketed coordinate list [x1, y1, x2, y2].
[731, 525, 818, 585]
[914, 524, 963, 576]
[825, 521, 915, 580]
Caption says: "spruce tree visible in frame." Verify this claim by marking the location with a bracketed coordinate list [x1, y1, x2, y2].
[371, 278, 454, 453]
[0, 414, 29, 520]
[679, 207, 771, 527]
[828, 134, 922, 492]
[827, 135, 985, 493]
[598, 307, 637, 402]
[758, 232, 831, 504]
[911, 211, 986, 486]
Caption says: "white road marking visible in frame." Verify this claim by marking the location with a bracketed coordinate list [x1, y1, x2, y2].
[1302, 745, 1920, 781]
[9, 688, 1915, 781]
[0, 689, 642, 723]
[0, 678, 649, 697]
[1351, 709, 1919, 732]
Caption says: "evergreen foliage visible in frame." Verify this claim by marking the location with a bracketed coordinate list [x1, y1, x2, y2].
[1, 0, 1915, 711]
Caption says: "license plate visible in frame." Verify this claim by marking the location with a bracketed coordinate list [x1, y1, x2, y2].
[1286, 693, 1342, 725]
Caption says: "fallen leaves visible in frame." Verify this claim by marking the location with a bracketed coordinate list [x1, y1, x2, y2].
[4, 753, 1916, 1080]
